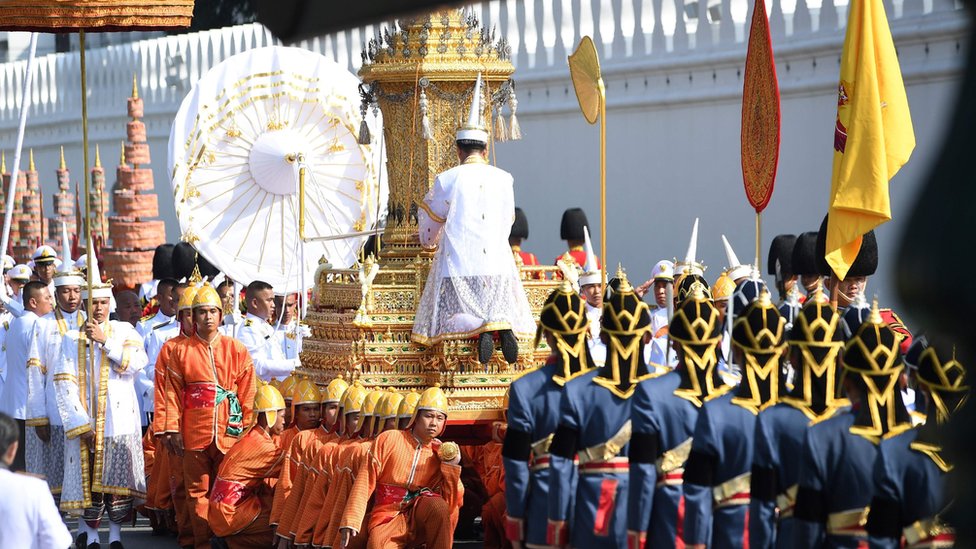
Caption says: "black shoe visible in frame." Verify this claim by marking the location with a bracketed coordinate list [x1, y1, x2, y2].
[74, 533, 87, 549]
[87, 542, 101, 549]
[478, 332, 494, 365]
[500, 330, 519, 363]
[109, 542, 123, 549]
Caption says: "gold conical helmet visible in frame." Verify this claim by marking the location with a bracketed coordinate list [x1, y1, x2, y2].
[254, 383, 286, 427]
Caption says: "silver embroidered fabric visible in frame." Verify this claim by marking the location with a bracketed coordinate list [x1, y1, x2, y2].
[99, 433, 146, 500]
[413, 274, 535, 343]
[25, 424, 65, 492]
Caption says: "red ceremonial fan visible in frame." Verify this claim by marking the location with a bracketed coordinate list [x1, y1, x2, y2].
[740, 0, 781, 268]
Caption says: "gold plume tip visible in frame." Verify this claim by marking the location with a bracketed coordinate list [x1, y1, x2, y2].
[691, 282, 706, 301]
[559, 278, 575, 294]
[94, 144, 102, 168]
[757, 288, 772, 307]
[131, 74, 139, 99]
[616, 264, 633, 292]
[868, 297, 883, 325]
[59, 146, 66, 170]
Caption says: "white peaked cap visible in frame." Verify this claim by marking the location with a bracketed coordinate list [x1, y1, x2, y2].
[578, 226, 602, 286]
[81, 251, 113, 299]
[8, 264, 31, 281]
[721, 234, 753, 281]
[456, 73, 489, 145]
[651, 260, 675, 281]
[54, 222, 84, 288]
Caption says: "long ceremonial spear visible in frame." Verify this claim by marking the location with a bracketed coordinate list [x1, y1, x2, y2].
[568, 36, 607, 285]
[741, 0, 781, 271]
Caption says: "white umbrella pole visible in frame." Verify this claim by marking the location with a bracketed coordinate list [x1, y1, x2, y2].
[0, 33, 38, 258]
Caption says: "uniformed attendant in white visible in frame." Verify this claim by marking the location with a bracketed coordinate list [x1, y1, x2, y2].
[412, 73, 534, 365]
[237, 280, 299, 381]
[135, 278, 180, 338]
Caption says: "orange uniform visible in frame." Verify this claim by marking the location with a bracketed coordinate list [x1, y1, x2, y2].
[272, 426, 337, 539]
[339, 429, 464, 549]
[471, 441, 508, 549]
[308, 437, 370, 547]
[208, 425, 284, 548]
[152, 332, 194, 545]
[164, 333, 256, 549]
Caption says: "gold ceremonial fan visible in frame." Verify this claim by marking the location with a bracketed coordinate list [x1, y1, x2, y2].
[568, 36, 607, 281]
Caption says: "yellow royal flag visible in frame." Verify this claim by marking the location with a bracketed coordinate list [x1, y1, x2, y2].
[826, 0, 915, 280]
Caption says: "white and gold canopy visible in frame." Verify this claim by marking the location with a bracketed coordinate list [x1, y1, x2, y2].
[169, 46, 386, 292]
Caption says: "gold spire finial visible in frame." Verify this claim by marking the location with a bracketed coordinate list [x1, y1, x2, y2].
[59, 146, 66, 170]
[119, 141, 125, 166]
[94, 144, 102, 168]
[189, 264, 203, 285]
[131, 74, 139, 99]
[28, 148, 35, 172]
[869, 297, 883, 325]
[616, 264, 633, 293]
[2, 151, 7, 174]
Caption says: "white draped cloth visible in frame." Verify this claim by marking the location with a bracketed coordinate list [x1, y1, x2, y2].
[25, 308, 85, 492]
[412, 158, 534, 344]
[53, 320, 148, 512]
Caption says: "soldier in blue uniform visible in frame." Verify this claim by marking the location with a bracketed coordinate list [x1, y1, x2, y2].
[767, 234, 800, 332]
[547, 269, 654, 548]
[793, 301, 913, 548]
[503, 279, 594, 548]
[750, 286, 849, 549]
[866, 340, 967, 548]
[682, 290, 787, 548]
[627, 280, 729, 549]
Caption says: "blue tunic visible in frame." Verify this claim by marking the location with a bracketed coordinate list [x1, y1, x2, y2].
[750, 403, 821, 549]
[627, 371, 720, 548]
[794, 411, 881, 548]
[502, 362, 565, 546]
[682, 392, 755, 548]
[548, 370, 632, 548]
[867, 428, 952, 549]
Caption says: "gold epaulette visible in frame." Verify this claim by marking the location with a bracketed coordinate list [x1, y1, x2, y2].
[139, 314, 154, 322]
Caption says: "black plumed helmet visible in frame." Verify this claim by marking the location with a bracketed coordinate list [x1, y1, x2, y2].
[152, 243, 175, 280]
[791, 231, 820, 277]
[767, 234, 797, 277]
[172, 242, 197, 280]
[510, 207, 529, 240]
[815, 214, 878, 277]
[560, 208, 589, 241]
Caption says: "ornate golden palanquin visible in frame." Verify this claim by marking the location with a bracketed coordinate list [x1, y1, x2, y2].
[300, 10, 559, 422]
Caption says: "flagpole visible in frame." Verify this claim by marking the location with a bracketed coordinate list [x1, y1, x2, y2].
[0, 32, 37, 257]
[599, 80, 606, 288]
[755, 212, 761, 273]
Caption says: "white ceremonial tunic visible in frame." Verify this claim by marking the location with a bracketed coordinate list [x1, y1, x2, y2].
[644, 306, 677, 371]
[0, 311, 11, 396]
[54, 320, 148, 512]
[275, 319, 310, 361]
[141, 318, 180, 423]
[237, 313, 299, 381]
[585, 302, 607, 366]
[0, 310, 41, 419]
[412, 158, 534, 344]
[0, 469, 73, 549]
[25, 308, 85, 492]
[135, 309, 173, 339]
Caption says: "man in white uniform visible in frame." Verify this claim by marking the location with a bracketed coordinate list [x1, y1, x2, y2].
[274, 292, 309, 360]
[136, 278, 179, 338]
[54, 256, 148, 549]
[576, 227, 606, 366]
[0, 281, 51, 472]
[413, 73, 534, 365]
[0, 412, 72, 549]
[237, 280, 299, 381]
[27, 245, 86, 497]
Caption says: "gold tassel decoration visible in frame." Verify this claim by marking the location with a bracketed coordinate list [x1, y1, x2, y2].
[494, 105, 508, 142]
[508, 94, 522, 140]
[358, 102, 371, 144]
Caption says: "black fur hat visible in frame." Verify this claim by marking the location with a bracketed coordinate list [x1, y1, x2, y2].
[152, 244, 175, 280]
[791, 231, 820, 277]
[559, 208, 589, 241]
[196, 251, 220, 280]
[172, 242, 197, 281]
[815, 215, 878, 277]
[767, 234, 797, 277]
[510, 207, 529, 240]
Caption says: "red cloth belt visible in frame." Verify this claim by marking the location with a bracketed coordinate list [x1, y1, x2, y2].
[579, 458, 629, 474]
[656, 471, 684, 487]
[184, 383, 217, 409]
[908, 532, 955, 547]
[210, 477, 248, 506]
[375, 483, 439, 509]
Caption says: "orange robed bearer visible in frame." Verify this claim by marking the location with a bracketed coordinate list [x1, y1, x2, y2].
[163, 283, 257, 549]
[338, 385, 464, 549]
